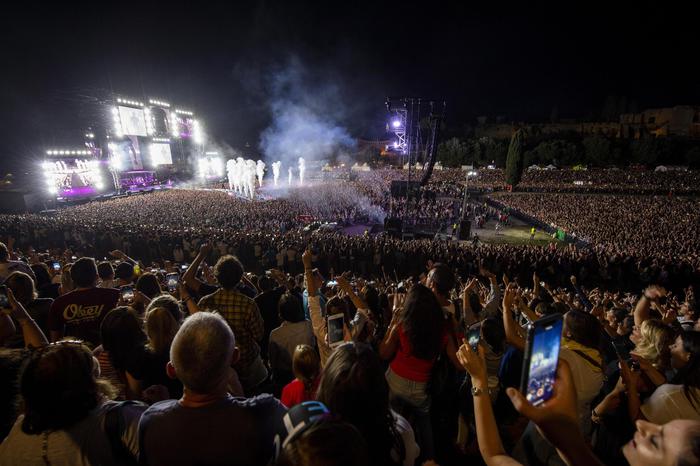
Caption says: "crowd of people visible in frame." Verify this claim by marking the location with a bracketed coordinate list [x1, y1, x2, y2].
[491, 193, 700, 264]
[1, 165, 700, 465]
[0, 235, 698, 465]
[343, 166, 700, 194]
[517, 168, 700, 194]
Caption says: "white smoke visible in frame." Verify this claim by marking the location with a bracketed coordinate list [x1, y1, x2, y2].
[298, 157, 305, 186]
[245, 159, 257, 199]
[226, 157, 260, 199]
[256, 160, 265, 187]
[272, 161, 281, 186]
[288, 167, 293, 186]
[259, 59, 355, 171]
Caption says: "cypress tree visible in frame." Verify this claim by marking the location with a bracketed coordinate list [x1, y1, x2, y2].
[505, 129, 525, 186]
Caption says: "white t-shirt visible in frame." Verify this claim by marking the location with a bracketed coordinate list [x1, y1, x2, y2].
[559, 348, 604, 434]
[641, 384, 700, 425]
[391, 410, 420, 466]
[0, 401, 145, 466]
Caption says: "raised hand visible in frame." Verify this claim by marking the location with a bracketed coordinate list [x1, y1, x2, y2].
[199, 242, 213, 256]
[456, 338, 487, 383]
[505, 359, 578, 431]
[110, 250, 126, 260]
[302, 248, 313, 269]
[644, 285, 667, 300]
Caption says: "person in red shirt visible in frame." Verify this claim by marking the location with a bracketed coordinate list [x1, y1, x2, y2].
[281, 344, 320, 408]
[379, 283, 462, 460]
[47, 257, 120, 347]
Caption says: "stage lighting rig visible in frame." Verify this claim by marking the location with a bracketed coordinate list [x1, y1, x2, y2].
[385, 97, 446, 190]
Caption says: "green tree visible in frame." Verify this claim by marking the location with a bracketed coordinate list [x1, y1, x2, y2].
[505, 129, 525, 185]
[630, 139, 664, 165]
[465, 139, 483, 165]
[582, 136, 611, 166]
[482, 138, 508, 167]
[436, 137, 469, 167]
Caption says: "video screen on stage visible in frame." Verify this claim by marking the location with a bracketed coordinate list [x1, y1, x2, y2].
[150, 143, 173, 166]
[118, 106, 148, 136]
[43, 159, 105, 198]
[171, 114, 194, 138]
[150, 107, 169, 136]
[109, 139, 144, 171]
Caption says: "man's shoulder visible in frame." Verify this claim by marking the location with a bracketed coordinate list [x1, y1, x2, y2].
[231, 290, 257, 307]
[231, 393, 285, 412]
[141, 395, 284, 427]
[139, 399, 181, 426]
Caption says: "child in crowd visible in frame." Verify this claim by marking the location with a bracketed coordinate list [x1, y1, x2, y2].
[281, 344, 320, 408]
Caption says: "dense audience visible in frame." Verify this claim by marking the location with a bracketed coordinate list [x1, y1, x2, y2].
[1, 166, 700, 465]
[491, 193, 700, 263]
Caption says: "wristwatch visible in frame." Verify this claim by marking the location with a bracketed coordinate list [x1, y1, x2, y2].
[471, 386, 491, 397]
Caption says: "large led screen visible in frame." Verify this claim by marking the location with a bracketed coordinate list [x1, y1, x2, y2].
[118, 106, 148, 136]
[150, 143, 173, 165]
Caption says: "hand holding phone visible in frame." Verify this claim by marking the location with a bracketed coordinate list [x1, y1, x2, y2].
[467, 323, 481, 351]
[520, 314, 563, 406]
[327, 313, 345, 348]
[121, 285, 134, 302]
[166, 273, 179, 293]
[504, 359, 578, 430]
[456, 337, 487, 381]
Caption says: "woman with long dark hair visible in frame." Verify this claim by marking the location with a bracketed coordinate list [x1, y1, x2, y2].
[379, 283, 461, 460]
[316, 342, 419, 466]
[94, 306, 149, 400]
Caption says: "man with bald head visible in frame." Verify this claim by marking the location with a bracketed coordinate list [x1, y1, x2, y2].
[138, 312, 286, 466]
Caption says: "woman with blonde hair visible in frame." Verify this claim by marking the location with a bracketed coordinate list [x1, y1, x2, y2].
[142, 306, 183, 400]
[629, 319, 675, 371]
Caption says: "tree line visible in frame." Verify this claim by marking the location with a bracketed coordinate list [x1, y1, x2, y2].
[436, 133, 700, 170]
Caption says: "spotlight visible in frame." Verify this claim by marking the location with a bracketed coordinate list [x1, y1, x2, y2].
[392, 120, 401, 128]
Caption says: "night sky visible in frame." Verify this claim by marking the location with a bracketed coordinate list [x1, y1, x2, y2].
[1, 0, 698, 171]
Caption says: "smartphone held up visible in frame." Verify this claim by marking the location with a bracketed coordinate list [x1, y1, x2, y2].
[120, 285, 134, 302]
[520, 314, 563, 406]
[166, 273, 179, 293]
[327, 313, 344, 348]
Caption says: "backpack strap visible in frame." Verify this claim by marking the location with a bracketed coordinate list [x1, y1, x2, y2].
[104, 401, 140, 466]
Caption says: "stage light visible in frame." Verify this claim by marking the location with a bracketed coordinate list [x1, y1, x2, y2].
[144, 107, 154, 136]
[393, 141, 399, 148]
[170, 112, 179, 138]
[192, 119, 203, 144]
[392, 120, 401, 128]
